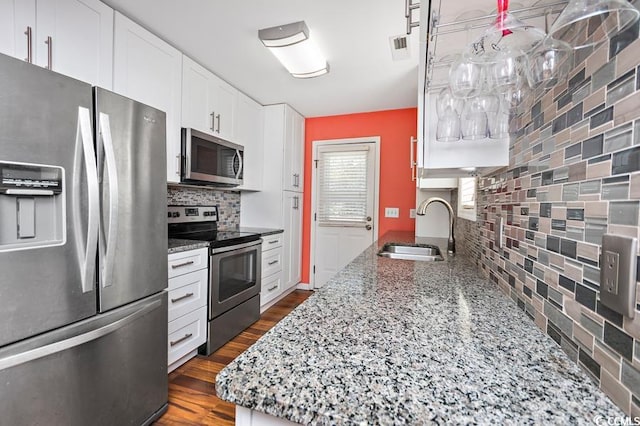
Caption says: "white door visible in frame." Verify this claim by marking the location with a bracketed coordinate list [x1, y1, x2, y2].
[312, 140, 378, 288]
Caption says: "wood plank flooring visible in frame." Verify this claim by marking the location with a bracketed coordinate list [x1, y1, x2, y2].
[154, 290, 313, 426]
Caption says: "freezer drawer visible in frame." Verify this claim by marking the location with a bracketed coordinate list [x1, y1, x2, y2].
[0, 292, 168, 426]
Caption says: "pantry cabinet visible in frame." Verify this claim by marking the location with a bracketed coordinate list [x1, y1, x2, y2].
[113, 12, 182, 183]
[241, 104, 306, 297]
[0, 0, 113, 89]
[234, 92, 264, 191]
[182, 54, 237, 143]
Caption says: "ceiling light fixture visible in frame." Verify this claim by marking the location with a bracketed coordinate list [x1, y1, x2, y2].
[258, 21, 329, 78]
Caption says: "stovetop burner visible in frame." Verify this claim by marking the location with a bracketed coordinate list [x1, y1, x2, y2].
[167, 205, 260, 248]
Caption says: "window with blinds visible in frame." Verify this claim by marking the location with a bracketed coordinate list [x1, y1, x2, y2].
[317, 147, 369, 227]
[457, 177, 477, 221]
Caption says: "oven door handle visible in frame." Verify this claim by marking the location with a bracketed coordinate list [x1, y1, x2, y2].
[210, 239, 262, 255]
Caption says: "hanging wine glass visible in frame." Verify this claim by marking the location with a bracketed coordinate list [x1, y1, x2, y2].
[489, 99, 511, 139]
[526, 10, 573, 89]
[436, 87, 464, 117]
[436, 106, 462, 142]
[491, 50, 526, 93]
[461, 97, 488, 140]
[549, 0, 640, 50]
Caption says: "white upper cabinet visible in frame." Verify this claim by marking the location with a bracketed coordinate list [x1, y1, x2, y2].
[0, 1, 36, 62]
[181, 55, 237, 142]
[282, 105, 305, 192]
[0, 0, 113, 89]
[113, 12, 182, 183]
[234, 92, 264, 191]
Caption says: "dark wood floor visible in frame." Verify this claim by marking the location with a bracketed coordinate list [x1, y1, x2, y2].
[155, 290, 313, 426]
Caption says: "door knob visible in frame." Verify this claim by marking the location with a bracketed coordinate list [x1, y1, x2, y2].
[366, 224, 372, 230]
[366, 216, 372, 221]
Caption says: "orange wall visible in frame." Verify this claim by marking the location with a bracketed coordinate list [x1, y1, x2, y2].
[301, 108, 417, 283]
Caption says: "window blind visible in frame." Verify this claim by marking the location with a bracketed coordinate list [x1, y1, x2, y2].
[317, 147, 369, 227]
[460, 177, 476, 209]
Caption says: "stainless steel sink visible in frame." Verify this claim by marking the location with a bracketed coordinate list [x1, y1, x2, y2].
[377, 243, 444, 261]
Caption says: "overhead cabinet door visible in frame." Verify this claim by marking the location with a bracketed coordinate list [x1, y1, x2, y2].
[113, 12, 182, 183]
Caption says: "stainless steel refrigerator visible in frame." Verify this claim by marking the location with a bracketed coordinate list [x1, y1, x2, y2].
[0, 53, 169, 425]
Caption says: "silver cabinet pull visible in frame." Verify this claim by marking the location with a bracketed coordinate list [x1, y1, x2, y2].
[268, 260, 278, 266]
[175, 155, 181, 176]
[210, 112, 215, 132]
[410, 136, 417, 182]
[170, 333, 193, 347]
[171, 292, 194, 303]
[292, 196, 299, 210]
[171, 260, 195, 269]
[268, 240, 279, 244]
[215, 114, 221, 133]
[24, 26, 32, 63]
[45, 36, 52, 69]
[267, 285, 278, 292]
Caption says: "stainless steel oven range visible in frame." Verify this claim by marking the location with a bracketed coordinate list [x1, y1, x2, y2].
[168, 205, 261, 355]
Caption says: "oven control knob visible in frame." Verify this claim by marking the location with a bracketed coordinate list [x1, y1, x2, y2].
[167, 212, 171, 218]
[203, 212, 209, 217]
[172, 212, 180, 218]
[209, 211, 215, 217]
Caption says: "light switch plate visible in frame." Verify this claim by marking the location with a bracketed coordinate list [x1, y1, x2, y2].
[600, 234, 638, 318]
[409, 209, 416, 219]
[385, 207, 399, 218]
[494, 216, 503, 249]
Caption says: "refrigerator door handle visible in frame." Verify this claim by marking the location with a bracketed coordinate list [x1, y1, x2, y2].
[0, 298, 162, 371]
[73, 107, 99, 294]
[99, 113, 119, 288]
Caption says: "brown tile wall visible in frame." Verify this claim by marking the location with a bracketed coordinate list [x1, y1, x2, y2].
[462, 20, 640, 414]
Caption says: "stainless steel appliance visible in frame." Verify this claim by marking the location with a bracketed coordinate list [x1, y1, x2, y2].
[181, 128, 244, 187]
[0, 53, 168, 425]
[168, 205, 261, 354]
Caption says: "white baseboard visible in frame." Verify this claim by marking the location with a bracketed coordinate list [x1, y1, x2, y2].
[296, 282, 312, 290]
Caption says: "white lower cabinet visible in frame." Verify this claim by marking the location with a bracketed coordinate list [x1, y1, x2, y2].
[259, 233, 285, 312]
[167, 248, 208, 373]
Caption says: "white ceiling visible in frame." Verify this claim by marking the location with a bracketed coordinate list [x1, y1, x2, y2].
[101, 0, 422, 117]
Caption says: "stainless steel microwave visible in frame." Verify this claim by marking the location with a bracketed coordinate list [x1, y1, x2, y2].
[181, 128, 243, 187]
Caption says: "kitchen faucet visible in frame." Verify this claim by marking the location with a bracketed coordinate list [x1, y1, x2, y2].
[416, 197, 455, 254]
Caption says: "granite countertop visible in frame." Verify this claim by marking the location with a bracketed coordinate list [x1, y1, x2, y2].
[168, 238, 210, 254]
[236, 227, 284, 237]
[215, 231, 623, 424]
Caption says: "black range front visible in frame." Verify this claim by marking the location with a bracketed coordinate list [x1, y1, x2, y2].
[168, 205, 261, 355]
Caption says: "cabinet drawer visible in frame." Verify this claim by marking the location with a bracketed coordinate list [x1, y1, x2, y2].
[167, 306, 207, 365]
[262, 248, 283, 277]
[168, 269, 208, 322]
[261, 272, 282, 306]
[261, 233, 283, 251]
[168, 248, 208, 278]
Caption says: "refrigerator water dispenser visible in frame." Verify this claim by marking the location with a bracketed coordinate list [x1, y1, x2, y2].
[0, 161, 64, 251]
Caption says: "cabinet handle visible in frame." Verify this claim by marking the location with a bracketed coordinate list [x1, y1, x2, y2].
[210, 112, 215, 132]
[410, 136, 417, 182]
[293, 196, 299, 210]
[268, 260, 278, 266]
[268, 240, 279, 244]
[171, 260, 195, 269]
[216, 114, 221, 133]
[171, 292, 194, 303]
[45, 36, 52, 70]
[267, 285, 278, 292]
[170, 333, 193, 347]
[24, 27, 33, 63]
[176, 155, 181, 176]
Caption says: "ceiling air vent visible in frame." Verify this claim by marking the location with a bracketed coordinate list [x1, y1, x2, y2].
[389, 35, 410, 61]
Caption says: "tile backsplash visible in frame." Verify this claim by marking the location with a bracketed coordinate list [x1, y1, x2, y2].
[167, 185, 240, 229]
[460, 21, 640, 415]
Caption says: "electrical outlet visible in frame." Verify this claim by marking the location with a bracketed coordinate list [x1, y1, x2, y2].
[409, 209, 416, 219]
[494, 216, 503, 249]
[602, 251, 620, 294]
[600, 234, 638, 318]
[385, 207, 399, 218]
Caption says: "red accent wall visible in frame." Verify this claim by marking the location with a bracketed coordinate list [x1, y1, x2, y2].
[301, 108, 417, 284]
